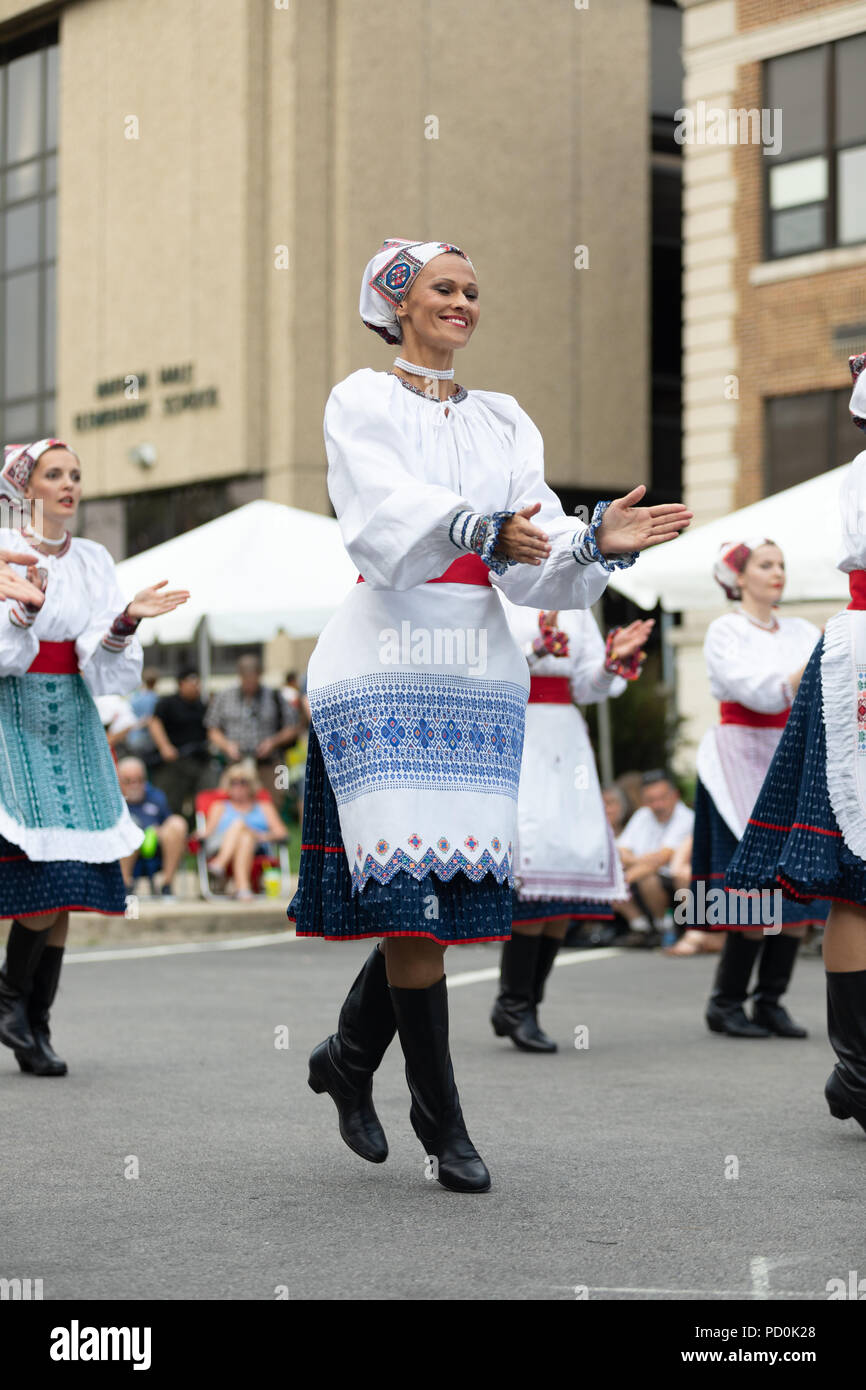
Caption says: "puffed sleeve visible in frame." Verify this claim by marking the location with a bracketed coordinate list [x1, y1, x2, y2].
[325, 373, 478, 589]
[0, 601, 39, 674]
[704, 616, 796, 714]
[74, 544, 144, 698]
[490, 401, 633, 610]
[565, 610, 627, 704]
[0, 530, 40, 674]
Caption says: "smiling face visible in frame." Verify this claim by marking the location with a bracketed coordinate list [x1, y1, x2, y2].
[395, 252, 479, 357]
[25, 447, 81, 527]
[740, 543, 785, 605]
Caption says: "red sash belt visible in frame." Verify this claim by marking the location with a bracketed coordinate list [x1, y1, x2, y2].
[529, 676, 572, 704]
[26, 640, 79, 674]
[356, 555, 491, 587]
[849, 570, 866, 609]
[720, 700, 788, 729]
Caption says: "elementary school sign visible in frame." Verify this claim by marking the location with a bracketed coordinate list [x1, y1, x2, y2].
[73, 363, 220, 431]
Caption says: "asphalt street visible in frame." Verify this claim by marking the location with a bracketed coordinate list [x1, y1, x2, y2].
[1, 934, 863, 1301]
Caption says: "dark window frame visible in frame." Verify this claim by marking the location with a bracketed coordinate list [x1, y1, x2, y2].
[0, 23, 59, 442]
[763, 37, 866, 261]
[763, 386, 857, 496]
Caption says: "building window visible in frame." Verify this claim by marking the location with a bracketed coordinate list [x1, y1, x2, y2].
[765, 35, 866, 259]
[78, 474, 265, 560]
[0, 26, 58, 443]
[764, 389, 857, 495]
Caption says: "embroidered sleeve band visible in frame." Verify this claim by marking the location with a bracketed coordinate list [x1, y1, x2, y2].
[572, 501, 639, 573]
[603, 626, 646, 680]
[101, 606, 140, 654]
[8, 602, 38, 629]
[448, 508, 517, 577]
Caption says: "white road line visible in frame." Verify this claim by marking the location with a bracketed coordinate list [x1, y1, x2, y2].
[65, 936, 624, 971]
[65, 931, 297, 963]
[447, 946, 623, 988]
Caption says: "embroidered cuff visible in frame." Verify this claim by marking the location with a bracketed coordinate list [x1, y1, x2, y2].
[533, 612, 570, 659]
[448, 509, 517, 577]
[8, 603, 38, 630]
[101, 606, 140, 653]
[602, 627, 645, 681]
[572, 501, 639, 573]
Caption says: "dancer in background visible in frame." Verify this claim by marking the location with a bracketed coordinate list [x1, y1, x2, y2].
[729, 356, 866, 1123]
[290, 236, 691, 1193]
[0, 439, 188, 1076]
[491, 599, 652, 1050]
[694, 537, 826, 1038]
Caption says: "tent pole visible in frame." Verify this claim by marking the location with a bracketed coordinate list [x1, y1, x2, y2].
[593, 599, 615, 786]
[197, 619, 211, 690]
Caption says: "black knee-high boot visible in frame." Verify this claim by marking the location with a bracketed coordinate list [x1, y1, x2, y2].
[0, 922, 50, 1056]
[825, 969, 866, 1132]
[705, 932, 770, 1037]
[307, 945, 396, 1163]
[752, 932, 808, 1037]
[490, 931, 556, 1052]
[16, 945, 68, 1076]
[391, 976, 490, 1193]
[532, 935, 561, 1051]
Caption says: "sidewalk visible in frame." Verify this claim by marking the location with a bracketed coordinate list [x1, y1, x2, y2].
[68, 874, 299, 947]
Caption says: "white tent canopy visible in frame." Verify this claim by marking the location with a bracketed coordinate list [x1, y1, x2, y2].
[609, 464, 852, 611]
[114, 499, 358, 643]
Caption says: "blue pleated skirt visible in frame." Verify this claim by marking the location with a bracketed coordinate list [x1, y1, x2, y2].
[287, 728, 512, 943]
[691, 778, 827, 929]
[511, 891, 614, 925]
[726, 638, 859, 909]
[0, 833, 128, 918]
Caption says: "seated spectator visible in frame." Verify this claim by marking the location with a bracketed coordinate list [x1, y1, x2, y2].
[662, 835, 722, 957]
[95, 693, 138, 763]
[203, 763, 288, 901]
[205, 655, 299, 805]
[614, 769, 694, 948]
[125, 667, 162, 770]
[149, 668, 210, 825]
[117, 756, 190, 898]
[602, 784, 630, 838]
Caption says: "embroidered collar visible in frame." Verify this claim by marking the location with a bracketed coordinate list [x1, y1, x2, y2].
[388, 372, 468, 404]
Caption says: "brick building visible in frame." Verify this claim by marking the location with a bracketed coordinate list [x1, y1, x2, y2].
[675, 0, 866, 765]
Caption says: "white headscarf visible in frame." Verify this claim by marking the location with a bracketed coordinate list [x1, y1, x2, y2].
[0, 438, 77, 501]
[360, 238, 475, 344]
[712, 538, 778, 600]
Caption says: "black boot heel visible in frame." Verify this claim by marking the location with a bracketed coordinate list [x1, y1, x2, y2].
[825, 1072, 852, 1121]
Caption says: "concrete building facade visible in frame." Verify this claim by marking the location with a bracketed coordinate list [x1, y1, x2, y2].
[0, 0, 658, 674]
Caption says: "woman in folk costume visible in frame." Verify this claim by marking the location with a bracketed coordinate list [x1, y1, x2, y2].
[0, 440, 188, 1076]
[693, 537, 827, 1039]
[729, 355, 866, 1130]
[491, 597, 652, 1051]
[288, 236, 691, 1193]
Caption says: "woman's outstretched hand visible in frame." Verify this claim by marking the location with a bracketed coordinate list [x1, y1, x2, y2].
[497, 504, 551, 566]
[0, 549, 46, 606]
[126, 579, 191, 621]
[609, 617, 655, 659]
[596, 487, 692, 556]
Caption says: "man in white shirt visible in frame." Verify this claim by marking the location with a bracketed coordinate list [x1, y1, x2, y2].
[615, 770, 695, 947]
